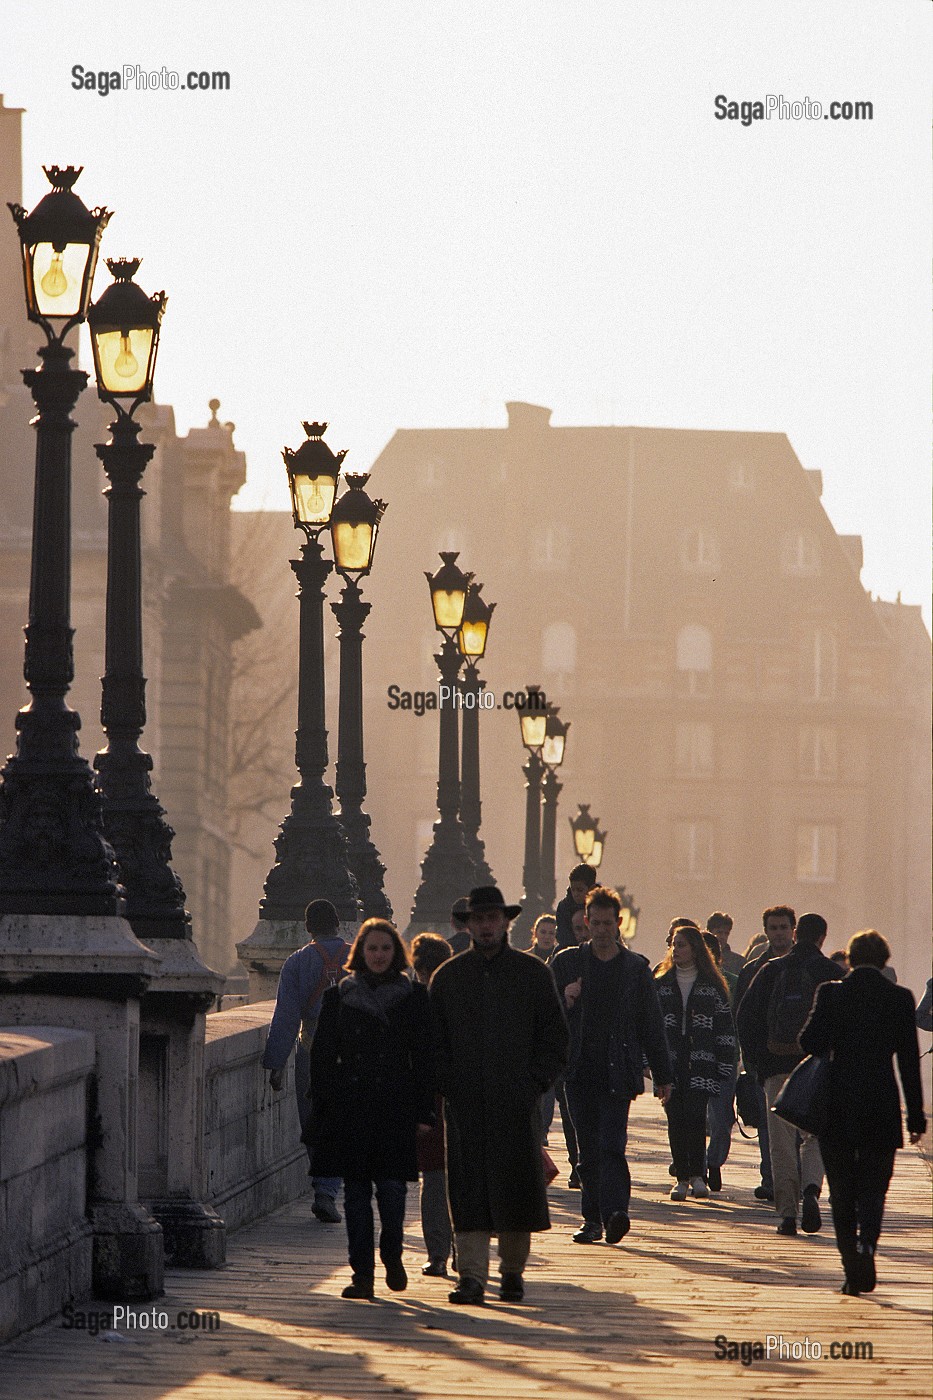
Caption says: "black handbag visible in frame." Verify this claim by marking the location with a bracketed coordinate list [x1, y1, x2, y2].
[734, 1070, 760, 1132]
[771, 1054, 831, 1136]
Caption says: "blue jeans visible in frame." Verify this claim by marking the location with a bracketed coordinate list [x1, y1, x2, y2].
[344, 1178, 407, 1281]
[565, 1080, 632, 1224]
[706, 1066, 737, 1171]
[294, 1042, 341, 1200]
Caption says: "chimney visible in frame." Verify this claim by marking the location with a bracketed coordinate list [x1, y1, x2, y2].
[505, 401, 552, 432]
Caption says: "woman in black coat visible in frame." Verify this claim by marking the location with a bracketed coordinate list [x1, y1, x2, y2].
[654, 924, 735, 1201]
[308, 918, 434, 1300]
[799, 929, 926, 1295]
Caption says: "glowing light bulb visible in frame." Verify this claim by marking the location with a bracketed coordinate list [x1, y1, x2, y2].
[40, 253, 68, 299]
[307, 481, 324, 512]
[114, 335, 139, 379]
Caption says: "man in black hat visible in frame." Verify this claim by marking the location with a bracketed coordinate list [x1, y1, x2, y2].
[429, 886, 569, 1305]
[263, 899, 349, 1224]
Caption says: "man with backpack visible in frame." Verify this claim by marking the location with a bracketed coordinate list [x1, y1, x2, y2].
[736, 912, 843, 1236]
[263, 899, 349, 1223]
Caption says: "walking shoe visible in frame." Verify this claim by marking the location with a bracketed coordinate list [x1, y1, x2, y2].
[690, 1176, 709, 1198]
[422, 1259, 449, 1277]
[385, 1259, 408, 1292]
[754, 1185, 774, 1201]
[670, 1180, 689, 1201]
[605, 1211, 631, 1244]
[448, 1276, 485, 1305]
[312, 1194, 341, 1224]
[855, 1244, 876, 1293]
[341, 1276, 375, 1300]
[568, 1166, 582, 1189]
[801, 1185, 822, 1233]
[776, 1216, 797, 1236]
[707, 1165, 722, 1192]
[572, 1221, 603, 1243]
[499, 1272, 524, 1302]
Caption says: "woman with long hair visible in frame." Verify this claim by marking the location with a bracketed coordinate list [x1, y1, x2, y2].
[799, 929, 926, 1294]
[307, 918, 434, 1299]
[654, 924, 735, 1201]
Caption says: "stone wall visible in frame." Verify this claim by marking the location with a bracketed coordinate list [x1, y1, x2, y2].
[203, 1001, 311, 1231]
[0, 1028, 95, 1343]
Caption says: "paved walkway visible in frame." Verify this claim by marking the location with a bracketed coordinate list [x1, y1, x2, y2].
[3, 1097, 930, 1399]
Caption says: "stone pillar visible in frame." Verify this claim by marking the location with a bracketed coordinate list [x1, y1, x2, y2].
[0, 914, 164, 1300]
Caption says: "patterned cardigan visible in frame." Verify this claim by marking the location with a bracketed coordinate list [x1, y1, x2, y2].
[654, 969, 735, 1096]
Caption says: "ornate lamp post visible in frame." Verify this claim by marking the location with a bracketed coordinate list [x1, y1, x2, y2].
[589, 828, 607, 870]
[258, 423, 360, 925]
[457, 583, 496, 887]
[86, 258, 190, 940]
[329, 473, 391, 918]
[570, 802, 598, 863]
[539, 705, 569, 909]
[0, 167, 123, 913]
[617, 887, 639, 942]
[408, 552, 476, 931]
[509, 685, 547, 944]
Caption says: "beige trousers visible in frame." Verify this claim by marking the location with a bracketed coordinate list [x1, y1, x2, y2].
[764, 1072, 825, 1220]
[454, 1231, 531, 1286]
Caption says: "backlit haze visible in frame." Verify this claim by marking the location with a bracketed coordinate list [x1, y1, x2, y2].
[3, 0, 930, 625]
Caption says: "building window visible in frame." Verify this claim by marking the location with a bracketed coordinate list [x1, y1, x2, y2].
[532, 523, 569, 570]
[730, 460, 754, 491]
[799, 726, 838, 781]
[797, 824, 837, 883]
[782, 531, 820, 576]
[542, 621, 576, 679]
[681, 528, 720, 574]
[676, 625, 712, 697]
[676, 721, 714, 777]
[802, 629, 837, 701]
[674, 820, 714, 880]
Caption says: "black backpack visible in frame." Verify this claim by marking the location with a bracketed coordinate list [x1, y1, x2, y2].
[766, 957, 820, 1057]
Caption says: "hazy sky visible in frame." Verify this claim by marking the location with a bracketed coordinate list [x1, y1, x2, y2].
[3, 1, 931, 625]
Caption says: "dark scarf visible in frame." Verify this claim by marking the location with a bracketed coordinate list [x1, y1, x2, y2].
[339, 970, 412, 1023]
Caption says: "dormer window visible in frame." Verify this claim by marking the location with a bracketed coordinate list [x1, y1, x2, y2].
[782, 531, 820, 576]
[681, 528, 719, 574]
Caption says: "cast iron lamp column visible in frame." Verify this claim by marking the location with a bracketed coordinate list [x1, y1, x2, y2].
[539, 706, 569, 909]
[409, 552, 477, 930]
[87, 259, 190, 939]
[258, 423, 360, 924]
[0, 166, 123, 913]
[457, 583, 496, 887]
[329, 473, 391, 918]
[509, 685, 547, 945]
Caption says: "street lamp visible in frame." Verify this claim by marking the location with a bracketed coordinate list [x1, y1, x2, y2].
[589, 829, 607, 869]
[570, 803, 598, 862]
[617, 887, 639, 942]
[514, 684, 548, 941]
[0, 167, 124, 914]
[457, 583, 496, 886]
[328, 473, 392, 917]
[87, 258, 191, 940]
[409, 552, 477, 931]
[539, 706, 570, 909]
[258, 423, 360, 925]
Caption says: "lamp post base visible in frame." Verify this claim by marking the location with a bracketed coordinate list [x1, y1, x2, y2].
[89, 1202, 164, 1302]
[407, 816, 476, 935]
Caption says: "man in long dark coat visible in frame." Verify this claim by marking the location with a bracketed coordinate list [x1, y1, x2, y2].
[429, 885, 569, 1306]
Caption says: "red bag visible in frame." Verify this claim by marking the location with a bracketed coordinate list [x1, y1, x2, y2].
[541, 1147, 559, 1185]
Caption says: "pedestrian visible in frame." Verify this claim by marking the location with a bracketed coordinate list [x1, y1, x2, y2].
[736, 912, 843, 1235]
[701, 930, 738, 1192]
[551, 886, 673, 1243]
[555, 863, 598, 950]
[800, 930, 927, 1294]
[429, 886, 569, 1305]
[706, 912, 744, 977]
[654, 924, 735, 1201]
[410, 932, 456, 1279]
[528, 914, 558, 962]
[306, 918, 434, 1300]
[733, 906, 797, 1202]
[262, 899, 349, 1224]
[448, 897, 472, 954]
